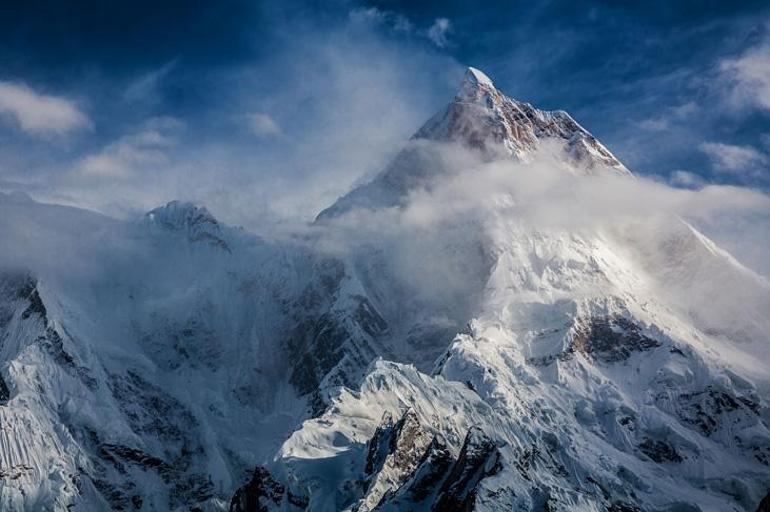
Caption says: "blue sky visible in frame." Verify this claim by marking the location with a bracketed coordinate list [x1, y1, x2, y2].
[0, 0, 768, 228]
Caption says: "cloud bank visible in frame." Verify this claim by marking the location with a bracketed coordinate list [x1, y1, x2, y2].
[700, 141, 769, 173]
[313, 142, 770, 279]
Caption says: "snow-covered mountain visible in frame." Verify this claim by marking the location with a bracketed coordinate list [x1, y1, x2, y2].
[0, 68, 769, 511]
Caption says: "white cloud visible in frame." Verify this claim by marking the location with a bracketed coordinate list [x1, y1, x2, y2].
[638, 118, 669, 132]
[351, 8, 452, 49]
[426, 18, 452, 48]
[638, 102, 697, 132]
[0, 81, 91, 136]
[77, 117, 183, 179]
[669, 170, 706, 188]
[719, 42, 770, 111]
[247, 112, 282, 137]
[313, 143, 770, 295]
[700, 141, 768, 173]
[349, 7, 413, 32]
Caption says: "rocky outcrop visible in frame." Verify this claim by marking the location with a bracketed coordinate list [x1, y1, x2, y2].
[145, 201, 231, 252]
[637, 438, 683, 464]
[350, 410, 501, 512]
[230, 467, 284, 512]
[0, 374, 9, 405]
[417, 67, 629, 174]
[572, 316, 660, 363]
[358, 409, 434, 511]
[432, 427, 501, 511]
[230, 466, 309, 512]
[286, 258, 388, 415]
[392, 435, 454, 504]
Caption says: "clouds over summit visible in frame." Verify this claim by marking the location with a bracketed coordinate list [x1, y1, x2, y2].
[0, 0, 767, 231]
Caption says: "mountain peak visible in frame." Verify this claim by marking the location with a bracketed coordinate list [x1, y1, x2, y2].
[146, 201, 217, 230]
[458, 66, 496, 103]
[144, 200, 231, 251]
[464, 67, 494, 88]
[317, 65, 631, 220]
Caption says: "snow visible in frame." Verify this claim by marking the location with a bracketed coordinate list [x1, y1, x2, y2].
[465, 67, 494, 88]
[0, 67, 769, 511]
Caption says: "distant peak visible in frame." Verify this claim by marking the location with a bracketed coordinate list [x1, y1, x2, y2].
[146, 200, 216, 228]
[145, 201, 231, 251]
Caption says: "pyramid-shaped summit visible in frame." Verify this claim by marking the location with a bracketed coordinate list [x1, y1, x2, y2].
[415, 66, 630, 172]
[318, 66, 629, 220]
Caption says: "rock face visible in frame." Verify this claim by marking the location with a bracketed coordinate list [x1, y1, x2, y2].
[145, 200, 231, 251]
[357, 409, 434, 511]
[355, 410, 501, 512]
[418, 67, 629, 173]
[227, 409, 501, 512]
[571, 316, 661, 363]
[229, 467, 285, 512]
[432, 427, 501, 511]
[390, 435, 454, 504]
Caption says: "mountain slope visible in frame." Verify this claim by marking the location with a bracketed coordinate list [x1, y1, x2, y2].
[248, 69, 770, 511]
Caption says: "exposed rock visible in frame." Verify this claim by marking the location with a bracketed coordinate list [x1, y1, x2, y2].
[145, 201, 231, 252]
[21, 287, 46, 320]
[0, 373, 9, 404]
[230, 467, 284, 512]
[285, 259, 387, 414]
[432, 427, 501, 511]
[607, 502, 642, 512]
[357, 409, 433, 511]
[100, 444, 174, 477]
[418, 67, 629, 174]
[669, 386, 760, 436]
[638, 438, 683, 463]
[383, 434, 454, 506]
[572, 316, 660, 363]
[317, 67, 629, 220]
[364, 412, 396, 477]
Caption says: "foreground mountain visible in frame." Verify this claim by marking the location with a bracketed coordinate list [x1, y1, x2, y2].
[0, 68, 769, 511]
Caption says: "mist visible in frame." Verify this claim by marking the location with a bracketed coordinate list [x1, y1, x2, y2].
[310, 142, 770, 280]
